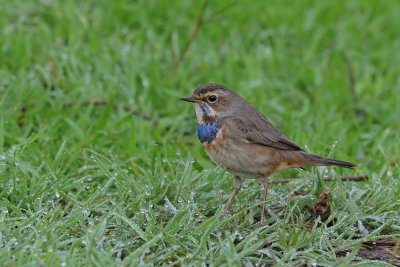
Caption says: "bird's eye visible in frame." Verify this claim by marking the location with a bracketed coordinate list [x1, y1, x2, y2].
[207, 95, 218, 103]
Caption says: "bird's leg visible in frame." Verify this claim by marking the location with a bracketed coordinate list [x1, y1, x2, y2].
[259, 177, 269, 226]
[224, 176, 242, 212]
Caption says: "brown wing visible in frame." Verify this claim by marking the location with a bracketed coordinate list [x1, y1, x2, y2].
[229, 113, 303, 151]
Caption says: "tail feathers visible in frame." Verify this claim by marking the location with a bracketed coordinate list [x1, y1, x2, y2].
[322, 157, 356, 168]
[306, 154, 356, 169]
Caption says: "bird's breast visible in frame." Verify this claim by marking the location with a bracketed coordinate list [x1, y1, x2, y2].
[201, 125, 228, 163]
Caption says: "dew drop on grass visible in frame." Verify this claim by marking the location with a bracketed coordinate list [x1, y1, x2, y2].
[1, 207, 9, 214]
[140, 208, 147, 214]
[82, 209, 90, 217]
[141, 78, 149, 88]
[144, 185, 152, 196]
[164, 197, 178, 214]
[357, 220, 369, 235]
[55, 191, 60, 198]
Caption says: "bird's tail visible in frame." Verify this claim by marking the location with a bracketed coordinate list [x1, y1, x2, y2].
[301, 153, 356, 169]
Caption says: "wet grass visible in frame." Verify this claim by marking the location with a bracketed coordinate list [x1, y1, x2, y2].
[0, 0, 399, 265]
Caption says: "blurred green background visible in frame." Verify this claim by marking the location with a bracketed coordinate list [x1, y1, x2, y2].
[0, 0, 399, 265]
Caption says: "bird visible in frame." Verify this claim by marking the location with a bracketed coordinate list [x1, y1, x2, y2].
[180, 84, 355, 225]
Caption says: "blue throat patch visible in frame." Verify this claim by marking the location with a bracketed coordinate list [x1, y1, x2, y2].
[197, 123, 220, 143]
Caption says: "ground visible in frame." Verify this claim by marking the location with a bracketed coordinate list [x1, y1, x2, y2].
[0, 0, 399, 266]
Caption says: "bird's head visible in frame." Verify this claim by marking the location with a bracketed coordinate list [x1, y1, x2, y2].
[180, 84, 238, 123]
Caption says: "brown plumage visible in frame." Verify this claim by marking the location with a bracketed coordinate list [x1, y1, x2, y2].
[181, 84, 355, 225]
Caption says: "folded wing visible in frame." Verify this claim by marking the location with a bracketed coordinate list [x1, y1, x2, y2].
[229, 113, 303, 151]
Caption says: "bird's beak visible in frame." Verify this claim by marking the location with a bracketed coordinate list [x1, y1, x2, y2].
[180, 96, 196, 103]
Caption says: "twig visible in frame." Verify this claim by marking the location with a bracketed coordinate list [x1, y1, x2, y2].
[338, 175, 368, 181]
[207, 2, 237, 20]
[362, 240, 400, 247]
[337, 239, 400, 264]
[270, 175, 368, 184]
[169, 0, 209, 75]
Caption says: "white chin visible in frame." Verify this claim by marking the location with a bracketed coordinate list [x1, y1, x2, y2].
[194, 104, 204, 123]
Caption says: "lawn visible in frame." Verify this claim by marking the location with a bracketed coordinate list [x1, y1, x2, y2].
[0, 0, 399, 266]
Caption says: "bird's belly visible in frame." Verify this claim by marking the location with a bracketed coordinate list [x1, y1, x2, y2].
[203, 131, 274, 178]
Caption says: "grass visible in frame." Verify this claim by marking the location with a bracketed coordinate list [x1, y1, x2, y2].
[0, 0, 399, 265]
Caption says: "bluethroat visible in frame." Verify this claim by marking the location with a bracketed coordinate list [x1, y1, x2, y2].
[181, 84, 355, 225]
